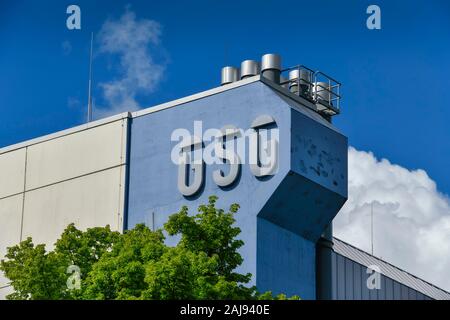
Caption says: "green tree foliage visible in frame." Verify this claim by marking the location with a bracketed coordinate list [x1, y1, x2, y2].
[1, 196, 299, 300]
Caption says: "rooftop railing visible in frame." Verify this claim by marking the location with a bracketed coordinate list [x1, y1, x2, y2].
[280, 65, 341, 116]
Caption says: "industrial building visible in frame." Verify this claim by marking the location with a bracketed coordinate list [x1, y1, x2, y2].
[0, 54, 449, 300]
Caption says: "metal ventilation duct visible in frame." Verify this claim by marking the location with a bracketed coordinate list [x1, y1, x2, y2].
[221, 66, 239, 85]
[261, 53, 281, 84]
[240, 60, 260, 79]
[288, 69, 300, 94]
[288, 69, 311, 96]
[313, 81, 331, 104]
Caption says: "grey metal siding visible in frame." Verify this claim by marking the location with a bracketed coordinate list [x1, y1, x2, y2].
[332, 250, 337, 300]
[353, 263, 362, 300]
[385, 277, 394, 299]
[333, 238, 449, 300]
[393, 281, 401, 299]
[331, 251, 436, 300]
[345, 258, 353, 299]
[361, 274, 370, 300]
[408, 287, 417, 300]
[337, 254, 346, 299]
[379, 276, 386, 300]
[401, 285, 409, 300]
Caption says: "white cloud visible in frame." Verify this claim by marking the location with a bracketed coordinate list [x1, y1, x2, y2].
[95, 9, 166, 118]
[334, 147, 450, 291]
[67, 96, 80, 109]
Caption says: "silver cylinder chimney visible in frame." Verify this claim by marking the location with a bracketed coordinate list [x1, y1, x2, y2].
[288, 69, 300, 94]
[261, 53, 281, 84]
[240, 60, 260, 79]
[289, 69, 311, 96]
[221, 66, 239, 85]
[312, 81, 331, 103]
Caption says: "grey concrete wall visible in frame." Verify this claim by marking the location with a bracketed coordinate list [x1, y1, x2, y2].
[0, 116, 129, 299]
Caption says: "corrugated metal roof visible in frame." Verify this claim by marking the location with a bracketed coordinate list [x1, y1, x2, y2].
[333, 237, 450, 300]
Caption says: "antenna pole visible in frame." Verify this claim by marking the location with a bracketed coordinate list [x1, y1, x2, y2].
[87, 32, 94, 123]
[371, 202, 374, 255]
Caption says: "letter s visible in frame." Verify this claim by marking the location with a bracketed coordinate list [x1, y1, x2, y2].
[213, 125, 241, 187]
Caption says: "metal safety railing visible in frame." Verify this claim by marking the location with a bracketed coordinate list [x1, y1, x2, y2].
[280, 65, 341, 116]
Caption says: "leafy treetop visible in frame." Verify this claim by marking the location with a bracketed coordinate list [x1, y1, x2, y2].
[1, 196, 299, 300]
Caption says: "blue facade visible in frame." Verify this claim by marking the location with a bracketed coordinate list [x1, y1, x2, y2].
[257, 218, 316, 297]
[126, 81, 348, 299]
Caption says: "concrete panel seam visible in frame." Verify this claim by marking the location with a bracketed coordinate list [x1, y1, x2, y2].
[0, 192, 25, 202]
[0, 113, 132, 157]
[19, 147, 28, 241]
[117, 119, 127, 231]
[122, 118, 132, 232]
[24, 164, 126, 194]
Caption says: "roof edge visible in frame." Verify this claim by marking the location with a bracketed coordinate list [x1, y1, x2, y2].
[333, 237, 450, 299]
[0, 112, 131, 155]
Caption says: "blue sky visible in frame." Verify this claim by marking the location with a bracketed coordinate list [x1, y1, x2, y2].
[1, 0, 449, 195]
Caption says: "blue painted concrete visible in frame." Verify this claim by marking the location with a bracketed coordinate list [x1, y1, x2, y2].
[257, 217, 316, 299]
[126, 80, 348, 297]
[259, 172, 347, 242]
[290, 109, 347, 199]
[127, 81, 291, 287]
